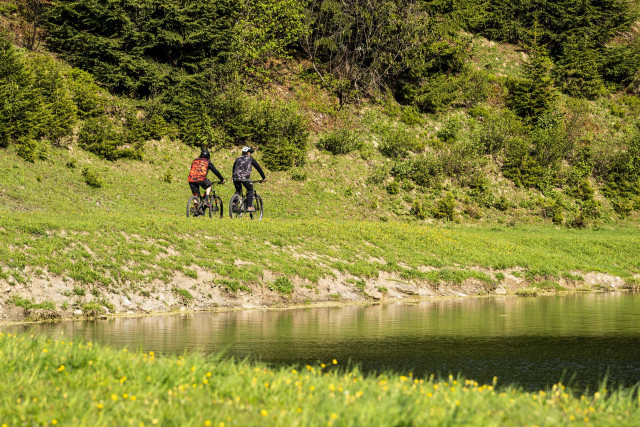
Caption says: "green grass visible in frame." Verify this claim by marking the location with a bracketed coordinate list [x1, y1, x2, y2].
[172, 287, 194, 302]
[1, 332, 639, 426]
[270, 277, 294, 295]
[0, 211, 639, 293]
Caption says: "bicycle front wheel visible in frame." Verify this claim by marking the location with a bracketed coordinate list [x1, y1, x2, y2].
[213, 195, 224, 218]
[186, 196, 199, 218]
[251, 195, 263, 220]
[205, 195, 213, 218]
[229, 194, 243, 219]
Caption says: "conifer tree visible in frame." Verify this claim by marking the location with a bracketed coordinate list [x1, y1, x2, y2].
[555, 37, 603, 99]
[506, 43, 557, 123]
[0, 36, 39, 147]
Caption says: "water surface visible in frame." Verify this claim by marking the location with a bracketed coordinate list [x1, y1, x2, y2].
[6, 293, 640, 391]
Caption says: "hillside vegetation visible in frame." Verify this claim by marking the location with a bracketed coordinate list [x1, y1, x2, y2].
[2, 1, 640, 321]
[1, 0, 640, 225]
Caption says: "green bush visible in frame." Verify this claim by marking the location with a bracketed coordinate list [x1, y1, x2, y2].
[377, 124, 424, 158]
[432, 193, 456, 221]
[81, 167, 102, 188]
[172, 287, 194, 303]
[474, 109, 524, 155]
[246, 100, 308, 171]
[393, 153, 443, 188]
[289, 168, 307, 181]
[410, 199, 427, 220]
[386, 181, 400, 195]
[15, 138, 48, 162]
[316, 129, 361, 155]
[436, 117, 462, 143]
[78, 118, 142, 161]
[506, 46, 557, 123]
[270, 277, 294, 295]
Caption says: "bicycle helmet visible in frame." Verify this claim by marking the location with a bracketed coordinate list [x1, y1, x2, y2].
[200, 148, 210, 159]
[242, 146, 254, 154]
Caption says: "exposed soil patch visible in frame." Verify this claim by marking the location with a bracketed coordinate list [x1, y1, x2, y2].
[0, 267, 632, 324]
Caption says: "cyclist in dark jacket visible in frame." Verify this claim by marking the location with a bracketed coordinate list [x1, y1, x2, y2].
[232, 146, 266, 212]
[188, 148, 225, 205]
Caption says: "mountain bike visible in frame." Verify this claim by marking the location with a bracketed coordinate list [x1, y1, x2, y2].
[186, 184, 224, 218]
[229, 181, 263, 220]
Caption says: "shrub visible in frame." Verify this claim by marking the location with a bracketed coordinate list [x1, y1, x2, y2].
[515, 287, 538, 297]
[437, 117, 462, 143]
[432, 193, 456, 221]
[270, 277, 294, 295]
[410, 200, 427, 220]
[81, 302, 105, 317]
[377, 124, 424, 158]
[494, 196, 512, 212]
[505, 46, 557, 123]
[172, 287, 194, 303]
[81, 167, 102, 188]
[474, 109, 524, 155]
[289, 167, 307, 181]
[316, 129, 361, 155]
[246, 100, 308, 171]
[403, 153, 443, 188]
[386, 182, 400, 195]
[15, 138, 48, 162]
[78, 118, 142, 161]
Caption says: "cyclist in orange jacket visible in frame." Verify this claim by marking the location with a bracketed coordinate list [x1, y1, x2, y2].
[188, 148, 225, 206]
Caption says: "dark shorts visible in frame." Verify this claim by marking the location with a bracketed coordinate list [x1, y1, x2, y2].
[189, 179, 212, 195]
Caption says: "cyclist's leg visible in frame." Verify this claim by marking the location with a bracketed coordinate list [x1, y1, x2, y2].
[202, 179, 213, 199]
[233, 180, 243, 195]
[189, 182, 199, 197]
[242, 180, 254, 207]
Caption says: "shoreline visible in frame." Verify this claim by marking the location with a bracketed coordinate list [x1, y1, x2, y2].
[1, 274, 632, 325]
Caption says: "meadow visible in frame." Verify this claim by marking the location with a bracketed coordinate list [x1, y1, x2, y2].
[2, 210, 639, 297]
[1, 332, 639, 426]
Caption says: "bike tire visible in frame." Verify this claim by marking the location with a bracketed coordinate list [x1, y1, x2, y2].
[186, 196, 200, 218]
[205, 195, 213, 218]
[229, 194, 243, 219]
[213, 195, 224, 218]
[251, 195, 263, 220]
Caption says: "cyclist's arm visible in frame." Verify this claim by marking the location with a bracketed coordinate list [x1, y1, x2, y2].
[252, 158, 266, 180]
[208, 161, 224, 182]
[232, 158, 239, 178]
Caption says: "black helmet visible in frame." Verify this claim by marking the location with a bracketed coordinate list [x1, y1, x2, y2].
[200, 148, 210, 159]
[242, 146, 254, 154]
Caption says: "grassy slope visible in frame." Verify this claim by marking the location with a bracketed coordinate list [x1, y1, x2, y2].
[2, 332, 639, 426]
[1, 26, 640, 314]
[1, 127, 640, 315]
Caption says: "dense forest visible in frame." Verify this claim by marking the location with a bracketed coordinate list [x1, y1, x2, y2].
[1, 0, 640, 223]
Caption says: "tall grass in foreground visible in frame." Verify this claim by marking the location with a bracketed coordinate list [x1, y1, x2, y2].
[1, 333, 639, 426]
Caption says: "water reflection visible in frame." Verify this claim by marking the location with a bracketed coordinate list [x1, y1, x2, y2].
[5, 293, 640, 391]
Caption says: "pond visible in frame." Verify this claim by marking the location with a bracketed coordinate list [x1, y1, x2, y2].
[5, 292, 640, 391]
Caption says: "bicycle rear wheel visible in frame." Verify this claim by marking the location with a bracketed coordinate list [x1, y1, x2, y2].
[250, 195, 263, 220]
[229, 194, 243, 219]
[186, 196, 200, 217]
